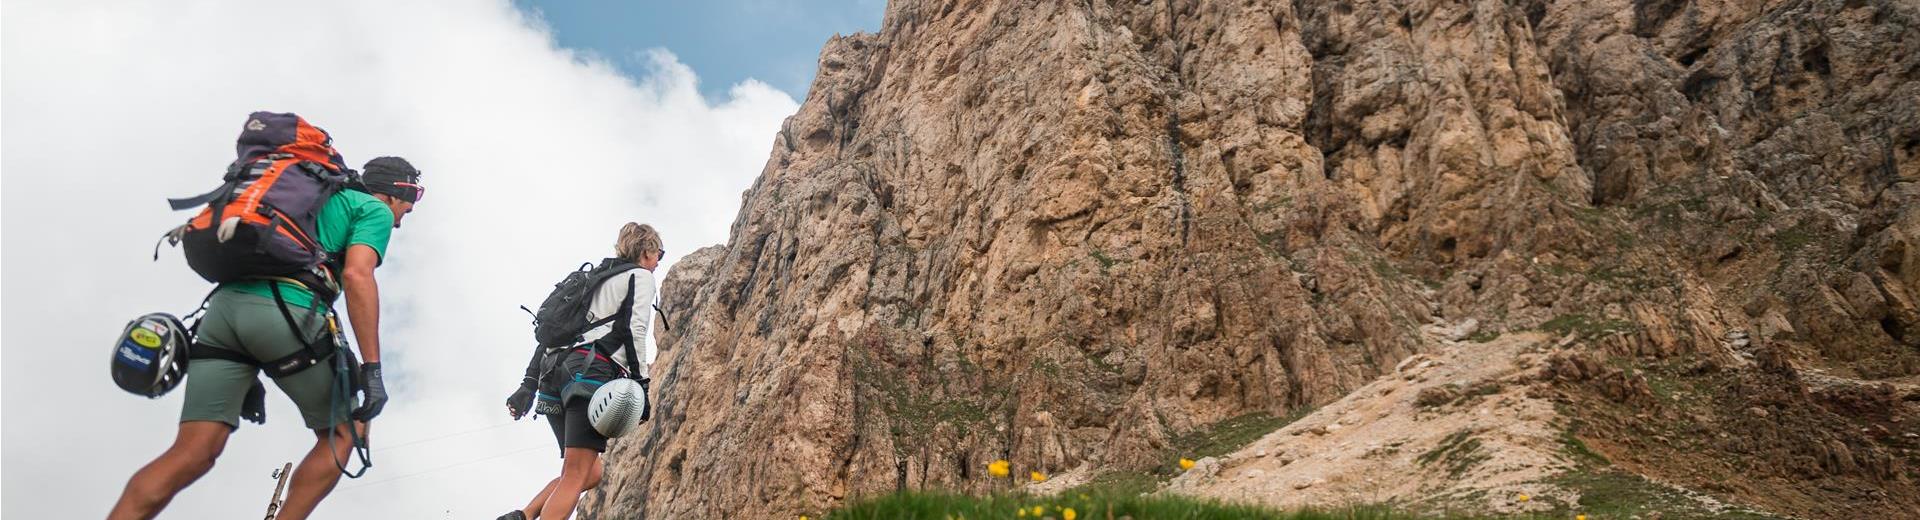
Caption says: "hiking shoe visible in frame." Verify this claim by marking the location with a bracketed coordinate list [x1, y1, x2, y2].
[497, 511, 527, 520]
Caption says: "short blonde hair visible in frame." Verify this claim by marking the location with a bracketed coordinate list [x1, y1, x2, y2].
[616, 222, 662, 264]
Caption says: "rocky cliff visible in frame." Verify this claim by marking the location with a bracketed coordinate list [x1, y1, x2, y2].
[584, 1, 1920, 518]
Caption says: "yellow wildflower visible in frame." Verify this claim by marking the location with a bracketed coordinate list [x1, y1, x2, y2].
[1517, 493, 1531, 502]
[1063, 507, 1077, 520]
[988, 459, 1011, 478]
[1576, 515, 1587, 520]
[1030, 471, 1048, 482]
[1032, 505, 1046, 516]
[1016, 508, 1027, 517]
[1179, 458, 1196, 471]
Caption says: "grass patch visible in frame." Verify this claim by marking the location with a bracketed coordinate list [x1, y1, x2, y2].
[1640, 369, 1683, 402]
[1539, 263, 1577, 277]
[1466, 329, 1501, 343]
[1548, 412, 1783, 519]
[1169, 411, 1312, 462]
[1771, 224, 1817, 253]
[1256, 230, 1290, 259]
[1557, 430, 1609, 467]
[1415, 382, 1503, 409]
[1083, 347, 1123, 375]
[1031, 358, 1063, 378]
[1252, 196, 1293, 214]
[824, 492, 1512, 520]
[1061, 410, 1315, 498]
[1067, 470, 1160, 497]
[1541, 471, 1786, 520]
[1585, 265, 1661, 291]
[894, 306, 925, 328]
[1567, 204, 1638, 248]
[1089, 250, 1120, 271]
[849, 339, 991, 454]
[1416, 430, 1490, 477]
[1370, 258, 1407, 282]
[1539, 314, 1636, 340]
[1368, 256, 1443, 289]
[1459, 381, 1502, 400]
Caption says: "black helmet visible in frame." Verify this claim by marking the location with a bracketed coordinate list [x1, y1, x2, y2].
[111, 313, 190, 398]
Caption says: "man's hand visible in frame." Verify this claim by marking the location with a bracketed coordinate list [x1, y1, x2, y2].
[352, 362, 387, 421]
[506, 379, 536, 420]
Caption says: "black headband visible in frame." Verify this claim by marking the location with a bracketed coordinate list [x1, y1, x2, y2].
[359, 156, 422, 203]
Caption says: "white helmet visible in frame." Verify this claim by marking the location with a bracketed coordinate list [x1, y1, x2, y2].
[588, 378, 648, 438]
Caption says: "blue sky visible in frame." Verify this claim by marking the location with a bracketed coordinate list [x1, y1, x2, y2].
[515, 0, 886, 100]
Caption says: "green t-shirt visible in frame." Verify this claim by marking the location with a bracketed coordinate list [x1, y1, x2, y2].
[219, 190, 393, 309]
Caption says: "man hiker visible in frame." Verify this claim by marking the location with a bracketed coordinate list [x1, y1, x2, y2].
[108, 154, 425, 520]
[501, 223, 663, 520]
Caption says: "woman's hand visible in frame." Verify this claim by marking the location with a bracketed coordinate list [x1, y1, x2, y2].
[507, 383, 536, 420]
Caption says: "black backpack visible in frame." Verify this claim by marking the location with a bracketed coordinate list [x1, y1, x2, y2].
[529, 258, 641, 350]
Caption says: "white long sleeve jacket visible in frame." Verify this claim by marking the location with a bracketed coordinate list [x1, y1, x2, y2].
[579, 269, 657, 374]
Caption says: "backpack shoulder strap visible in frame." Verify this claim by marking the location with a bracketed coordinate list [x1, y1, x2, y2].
[166, 161, 259, 211]
[618, 273, 641, 376]
[580, 263, 641, 309]
[579, 268, 639, 332]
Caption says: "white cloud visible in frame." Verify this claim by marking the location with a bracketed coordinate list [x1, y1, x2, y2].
[1, 0, 797, 517]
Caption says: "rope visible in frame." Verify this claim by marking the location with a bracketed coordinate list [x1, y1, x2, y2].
[373, 421, 520, 453]
[333, 445, 549, 493]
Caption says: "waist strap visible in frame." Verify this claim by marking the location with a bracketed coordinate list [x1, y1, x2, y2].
[190, 343, 334, 378]
[543, 345, 616, 362]
[572, 347, 612, 364]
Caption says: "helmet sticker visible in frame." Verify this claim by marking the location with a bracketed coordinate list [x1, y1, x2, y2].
[116, 339, 158, 369]
[130, 328, 163, 348]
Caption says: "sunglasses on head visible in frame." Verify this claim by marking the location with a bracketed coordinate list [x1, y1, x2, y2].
[393, 181, 426, 203]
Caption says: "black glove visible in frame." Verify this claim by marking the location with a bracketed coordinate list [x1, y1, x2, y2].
[351, 362, 387, 421]
[240, 377, 267, 425]
[507, 378, 536, 420]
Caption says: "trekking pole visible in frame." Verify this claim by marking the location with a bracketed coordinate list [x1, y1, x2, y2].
[264, 462, 293, 520]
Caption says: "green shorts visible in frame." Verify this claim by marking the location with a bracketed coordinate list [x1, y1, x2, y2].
[181, 290, 349, 430]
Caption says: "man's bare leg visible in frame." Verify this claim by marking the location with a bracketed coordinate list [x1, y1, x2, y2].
[107, 421, 232, 520]
[275, 421, 368, 520]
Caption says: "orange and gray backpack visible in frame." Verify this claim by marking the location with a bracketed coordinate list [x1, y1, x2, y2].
[160, 111, 356, 302]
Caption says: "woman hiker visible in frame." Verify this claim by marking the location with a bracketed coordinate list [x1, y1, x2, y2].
[500, 222, 662, 520]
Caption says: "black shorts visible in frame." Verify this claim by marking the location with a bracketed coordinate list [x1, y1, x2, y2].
[548, 399, 607, 455]
[539, 347, 624, 455]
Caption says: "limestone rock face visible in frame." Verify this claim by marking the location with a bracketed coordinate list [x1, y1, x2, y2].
[583, 1, 1920, 518]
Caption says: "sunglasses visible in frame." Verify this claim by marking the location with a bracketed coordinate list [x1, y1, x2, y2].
[393, 181, 426, 203]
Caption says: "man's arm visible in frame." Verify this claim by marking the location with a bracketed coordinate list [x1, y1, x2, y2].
[339, 244, 381, 363]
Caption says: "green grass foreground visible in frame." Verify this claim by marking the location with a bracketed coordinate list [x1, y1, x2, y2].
[822, 491, 1499, 520]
